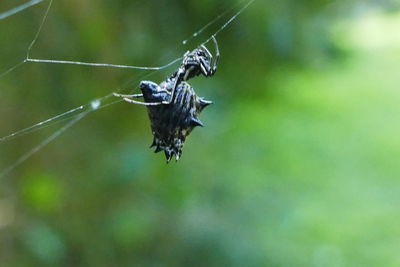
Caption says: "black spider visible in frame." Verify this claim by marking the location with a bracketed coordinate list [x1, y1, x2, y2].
[114, 36, 219, 162]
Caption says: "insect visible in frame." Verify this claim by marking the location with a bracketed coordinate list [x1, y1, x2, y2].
[114, 36, 219, 162]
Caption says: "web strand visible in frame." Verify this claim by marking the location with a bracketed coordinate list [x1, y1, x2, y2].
[0, 105, 84, 143]
[0, 112, 87, 179]
[0, 0, 46, 20]
[0, 0, 53, 79]
[0, 0, 257, 176]
[182, 0, 248, 45]
[26, 0, 53, 58]
[25, 57, 183, 70]
[202, 0, 257, 46]
[0, 60, 25, 79]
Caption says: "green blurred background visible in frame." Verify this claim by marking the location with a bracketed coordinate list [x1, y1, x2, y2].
[1, 0, 400, 266]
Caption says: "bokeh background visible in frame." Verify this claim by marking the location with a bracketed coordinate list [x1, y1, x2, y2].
[0, 0, 400, 266]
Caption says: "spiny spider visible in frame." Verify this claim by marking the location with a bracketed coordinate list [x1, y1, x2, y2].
[114, 36, 219, 162]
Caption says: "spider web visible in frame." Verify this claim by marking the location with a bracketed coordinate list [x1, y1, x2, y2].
[0, 0, 256, 178]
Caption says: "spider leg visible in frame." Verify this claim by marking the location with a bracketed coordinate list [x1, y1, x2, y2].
[168, 77, 180, 104]
[211, 35, 219, 74]
[197, 36, 219, 77]
[195, 54, 211, 77]
[200, 44, 213, 60]
[183, 65, 196, 80]
[163, 68, 186, 105]
[122, 97, 164, 106]
[113, 93, 143, 98]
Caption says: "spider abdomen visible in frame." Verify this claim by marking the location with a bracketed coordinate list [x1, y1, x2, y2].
[140, 80, 212, 162]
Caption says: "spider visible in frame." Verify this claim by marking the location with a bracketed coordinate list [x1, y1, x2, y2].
[113, 36, 219, 162]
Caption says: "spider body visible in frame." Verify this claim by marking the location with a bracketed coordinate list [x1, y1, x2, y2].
[140, 79, 212, 162]
[113, 36, 219, 162]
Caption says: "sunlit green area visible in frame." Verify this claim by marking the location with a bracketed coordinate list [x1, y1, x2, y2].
[0, 0, 400, 266]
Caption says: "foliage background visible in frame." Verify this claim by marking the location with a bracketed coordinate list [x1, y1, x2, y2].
[0, 0, 399, 266]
